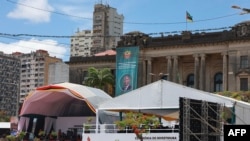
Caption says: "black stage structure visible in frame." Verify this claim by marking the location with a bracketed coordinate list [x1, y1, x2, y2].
[179, 97, 223, 141]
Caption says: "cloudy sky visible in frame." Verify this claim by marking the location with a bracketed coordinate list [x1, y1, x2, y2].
[0, 0, 250, 61]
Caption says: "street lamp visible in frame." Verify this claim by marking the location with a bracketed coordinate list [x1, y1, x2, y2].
[149, 73, 169, 80]
[232, 5, 250, 15]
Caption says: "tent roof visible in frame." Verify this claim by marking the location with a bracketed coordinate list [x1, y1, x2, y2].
[94, 49, 116, 56]
[98, 80, 235, 111]
[98, 80, 238, 120]
[20, 82, 112, 117]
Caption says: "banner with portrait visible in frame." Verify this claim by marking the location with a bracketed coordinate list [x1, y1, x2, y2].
[115, 46, 139, 96]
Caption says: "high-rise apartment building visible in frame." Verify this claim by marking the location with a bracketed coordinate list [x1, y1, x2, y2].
[12, 50, 62, 102]
[70, 30, 92, 57]
[0, 51, 20, 116]
[91, 3, 124, 55]
[70, 3, 124, 57]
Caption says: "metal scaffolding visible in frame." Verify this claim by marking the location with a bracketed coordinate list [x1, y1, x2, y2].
[180, 98, 223, 141]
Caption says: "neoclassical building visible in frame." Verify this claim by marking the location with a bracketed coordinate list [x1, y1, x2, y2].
[67, 21, 250, 95]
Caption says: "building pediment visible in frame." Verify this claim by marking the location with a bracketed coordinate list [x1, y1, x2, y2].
[236, 69, 250, 75]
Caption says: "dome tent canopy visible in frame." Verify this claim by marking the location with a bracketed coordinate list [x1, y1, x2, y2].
[20, 82, 112, 117]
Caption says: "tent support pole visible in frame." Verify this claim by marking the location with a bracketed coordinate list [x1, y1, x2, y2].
[95, 109, 99, 133]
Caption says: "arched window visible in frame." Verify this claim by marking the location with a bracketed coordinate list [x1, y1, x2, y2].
[214, 72, 223, 92]
[187, 74, 194, 88]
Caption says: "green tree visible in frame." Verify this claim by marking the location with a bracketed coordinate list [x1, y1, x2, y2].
[83, 67, 114, 95]
[115, 112, 160, 141]
[0, 110, 10, 122]
[217, 91, 250, 103]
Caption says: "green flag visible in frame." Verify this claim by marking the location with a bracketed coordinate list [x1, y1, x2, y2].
[186, 11, 193, 22]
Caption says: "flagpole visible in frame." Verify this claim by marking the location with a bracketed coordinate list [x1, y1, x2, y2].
[186, 11, 193, 31]
[186, 19, 187, 31]
[185, 11, 187, 31]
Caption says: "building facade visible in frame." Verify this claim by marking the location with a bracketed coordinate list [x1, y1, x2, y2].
[68, 56, 116, 96]
[12, 50, 63, 102]
[70, 29, 92, 57]
[48, 62, 69, 84]
[67, 21, 250, 95]
[91, 3, 124, 55]
[0, 52, 20, 116]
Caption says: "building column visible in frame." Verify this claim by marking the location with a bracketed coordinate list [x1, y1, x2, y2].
[228, 51, 237, 91]
[222, 52, 228, 91]
[194, 54, 200, 89]
[146, 58, 152, 84]
[167, 56, 172, 81]
[199, 54, 206, 91]
[173, 55, 179, 83]
[138, 57, 144, 87]
[142, 59, 147, 85]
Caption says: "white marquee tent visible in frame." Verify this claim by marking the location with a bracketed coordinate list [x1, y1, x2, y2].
[98, 80, 250, 124]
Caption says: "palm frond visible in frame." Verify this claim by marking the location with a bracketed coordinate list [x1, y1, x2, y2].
[83, 67, 114, 94]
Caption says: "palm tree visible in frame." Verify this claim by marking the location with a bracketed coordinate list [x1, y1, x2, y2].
[83, 67, 114, 95]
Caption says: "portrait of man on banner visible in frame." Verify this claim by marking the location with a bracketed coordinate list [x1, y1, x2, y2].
[121, 74, 132, 92]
